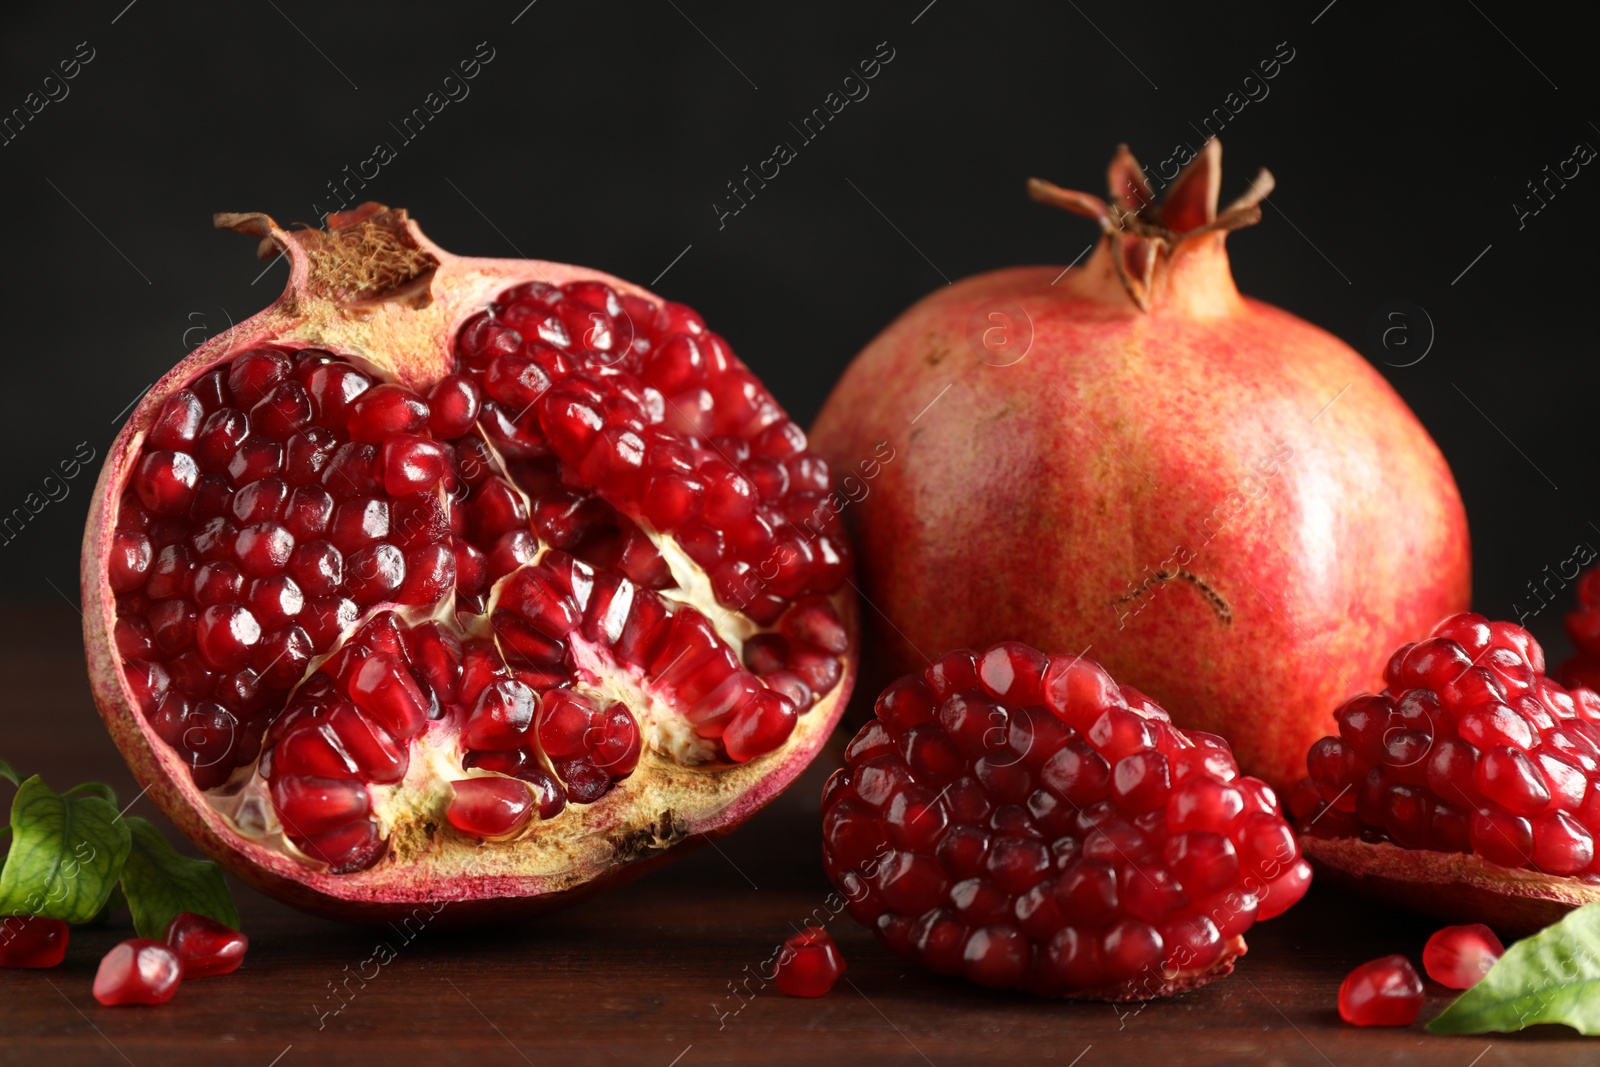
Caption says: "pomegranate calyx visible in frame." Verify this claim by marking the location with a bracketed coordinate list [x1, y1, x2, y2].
[215, 203, 440, 307]
[1029, 140, 1273, 312]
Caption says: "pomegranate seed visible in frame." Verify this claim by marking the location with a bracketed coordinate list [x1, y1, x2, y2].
[448, 777, 535, 837]
[345, 384, 429, 443]
[463, 680, 537, 749]
[1338, 955, 1424, 1026]
[136, 451, 200, 515]
[1422, 923, 1502, 989]
[380, 434, 447, 496]
[773, 927, 847, 997]
[93, 939, 184, 1006]
[425, 374, 481, 438]
[164, 912, 248, 977]
[0, 915, 69, 968]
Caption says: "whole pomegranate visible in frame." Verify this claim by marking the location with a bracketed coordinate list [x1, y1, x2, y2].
[81, 204, 857, 922]
[810, 140, 1469, 791]
[1300, 612, 1600, 934]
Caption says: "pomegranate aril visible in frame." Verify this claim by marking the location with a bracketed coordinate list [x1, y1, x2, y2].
[774, 927, 847, 997]
[228, 347, 292, 406]
[149, 390, 205, 450]
[164, 912, 248, 978]
[1422, 923, 1502, 989]
[426, 374, 481, 438]
[346, 384, 429, 443]
[1338, 955, 1423, 1026]
[724, 689, 798, 762]
[464, 680, 537, 750]
[0, 915, 69, 969]
[93, 939, 184, 1006]
[136, 451, 201, 515]
[346, 652, 428, 739]
[448, 777, 535, 837]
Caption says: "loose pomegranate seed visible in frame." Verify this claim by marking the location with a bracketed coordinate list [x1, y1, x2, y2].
[448, 777, 536, 837]
[164, 912, 248, 977]
[1422, 923, 1502, 989]
[1338, 955, 1424, 1026]
[775, 927, 848, 997]
[0, 915, 69, 968]
[93, 939, 184, 1006]
[823, 643, 1307, 999]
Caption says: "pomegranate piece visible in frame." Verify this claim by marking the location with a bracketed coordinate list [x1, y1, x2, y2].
[822, 642, 1309, 1000]
[164, 912, 249, 977]
[84, 205, 858, 922]
[93, 939, 184, 1006]
[1422, 924, 1503, 989]
[810, 140, 1469, 794]
[0, 915, 69, 969]
[1300, 613, 1600, 932]
[774, 927, 847, 997]
[1338, 955, 1424, 1027]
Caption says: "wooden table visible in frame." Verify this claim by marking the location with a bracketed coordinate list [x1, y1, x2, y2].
[1, 604, 1592, 1066]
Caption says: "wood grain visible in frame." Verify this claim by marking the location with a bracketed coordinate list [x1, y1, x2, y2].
[1, 603, 1592, 1066]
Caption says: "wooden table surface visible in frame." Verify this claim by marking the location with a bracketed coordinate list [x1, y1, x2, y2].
[1, 603, 1593, 1066]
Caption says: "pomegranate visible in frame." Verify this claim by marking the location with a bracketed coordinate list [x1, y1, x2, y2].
[1299, 613, 1600, 934]
[81, 204, 857, 922]
[773, 927, 847, 997]
[165, 912, 248, 977]
[810, 140, 1468, 791]
[821, 642, 1310, 1000]
[93, 939, 184, 1006]
[1338, 955, 1424, 1027]
[1422, 923, 1502, 989]
[0, 915, 69, 968]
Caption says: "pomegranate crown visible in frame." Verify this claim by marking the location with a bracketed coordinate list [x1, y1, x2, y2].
[1029, 140, 1274, 311]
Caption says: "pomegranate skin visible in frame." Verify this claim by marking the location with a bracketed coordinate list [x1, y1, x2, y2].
[811, 143, 1468, 791]
[80, 205, 858, 924]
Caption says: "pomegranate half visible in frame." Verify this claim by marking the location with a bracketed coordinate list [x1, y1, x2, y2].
[810, 141, 1469, 791]
[81, 204, 857, 922]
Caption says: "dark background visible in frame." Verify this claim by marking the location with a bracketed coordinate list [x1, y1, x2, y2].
[1, 0, 1596, 649]
[2, 3, 1599, 1062]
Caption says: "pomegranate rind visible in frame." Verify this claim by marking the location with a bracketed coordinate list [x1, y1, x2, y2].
[80, 205, 859, 923]
[1301, 836, 1600, 937]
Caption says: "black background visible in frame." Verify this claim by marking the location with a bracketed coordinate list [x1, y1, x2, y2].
[0, 0, 1594, 659]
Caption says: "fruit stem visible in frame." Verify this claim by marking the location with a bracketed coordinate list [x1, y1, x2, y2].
[1030, 140, 1272, 313]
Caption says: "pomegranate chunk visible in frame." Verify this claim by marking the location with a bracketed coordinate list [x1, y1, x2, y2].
[89, 209, 859, 923]
[822, 642, 1308, 1000]
[1302, 614, 1600, 927]
[0, 915, 69, 969]
[774, 927, 847, 997]
[1422, 923, 1503, 989]
[93, 939, 184, 1006]
[1338, 955, 1424, 1027]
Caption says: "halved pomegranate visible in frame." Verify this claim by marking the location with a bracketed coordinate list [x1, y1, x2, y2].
[81, 204, 857, 922]
[1298, 613, 1600, 934]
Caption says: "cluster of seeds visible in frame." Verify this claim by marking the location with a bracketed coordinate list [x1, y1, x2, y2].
[1304, 612, 1600, 878]
[111, 277, 851, 871]
[822, 642, 1309, 998]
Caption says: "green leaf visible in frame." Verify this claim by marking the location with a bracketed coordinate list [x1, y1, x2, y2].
[119, 817, 238, 939]
[1429, 903, 1600, 1035]
[0, 776, 131, 923]
[0, 758, 19, 787]
[65, 782, 119, 807]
